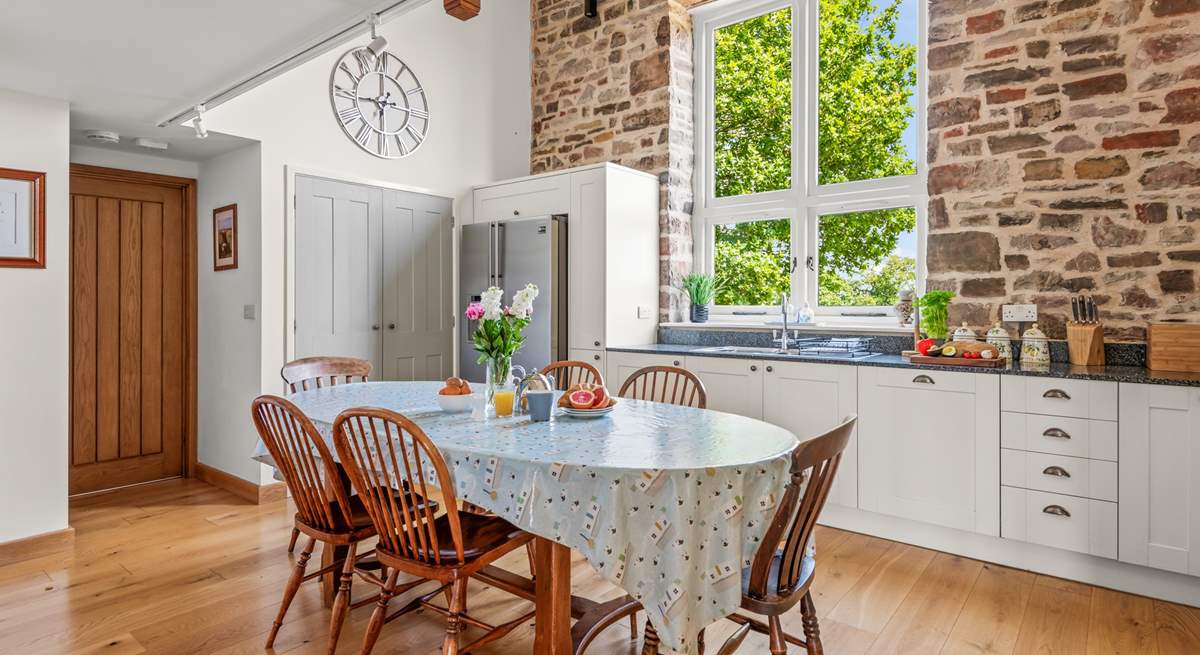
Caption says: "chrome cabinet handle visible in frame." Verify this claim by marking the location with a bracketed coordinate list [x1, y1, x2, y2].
[594, 340, 601, 347]
[1043, 389, 1071, 400]
[912, 375, 935, 385]
[593, 354, 601, 361]
[750, 365, 758, 372]
[1042, 505, 1071, 517]
[1043, 428, 1071, 439]
[513, 209, 520, 215]
[766, 365, 774, 373]
[672, 360, 681, 366]
[372, 324, 380, 331]
[1042, 466, 1071, 478]
[388, 323, 396, 330]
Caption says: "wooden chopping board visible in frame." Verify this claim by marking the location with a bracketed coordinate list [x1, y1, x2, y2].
[1148, 323, 1200, 372]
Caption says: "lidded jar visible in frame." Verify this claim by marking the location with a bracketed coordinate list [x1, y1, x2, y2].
[1020, 323, 1051, 365]
[952, 322, 977, 342]
[985, 323, 1013, 360]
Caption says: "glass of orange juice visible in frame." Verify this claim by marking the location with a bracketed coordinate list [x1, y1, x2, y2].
[493, 388, 516, 417]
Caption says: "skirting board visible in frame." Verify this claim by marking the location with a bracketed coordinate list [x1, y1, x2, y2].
[196, 462, 287, 505]
[0, 527, 75, 568]
[820, 504, 1200, 609]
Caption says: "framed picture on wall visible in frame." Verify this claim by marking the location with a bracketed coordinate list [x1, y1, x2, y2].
[213, 204, 238, 271]
[0, 167, 46, 268]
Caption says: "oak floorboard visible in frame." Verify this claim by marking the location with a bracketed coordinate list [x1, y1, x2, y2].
[865, 552, 982, 655]
[808, 529, 894, 619]
[827, 541, 937, 634]
[1086, 587, 1159, 655]
[940, 563, 1035, 655]
[1012, 578, 1093, 655]
[1154, 601, 1200, 655]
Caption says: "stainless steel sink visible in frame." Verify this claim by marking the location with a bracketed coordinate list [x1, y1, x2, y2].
[694, 346, 789, 355]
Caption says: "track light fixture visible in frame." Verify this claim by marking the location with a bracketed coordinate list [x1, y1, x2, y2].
[584, 0, 598, 18]
[366, 13, 388, 60]
[193, 104, 209, 139]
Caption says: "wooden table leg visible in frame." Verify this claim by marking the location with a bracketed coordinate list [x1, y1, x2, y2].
[533, 537, 573, 654]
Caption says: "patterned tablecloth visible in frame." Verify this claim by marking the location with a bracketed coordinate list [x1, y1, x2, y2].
[251, 381, 797, 653]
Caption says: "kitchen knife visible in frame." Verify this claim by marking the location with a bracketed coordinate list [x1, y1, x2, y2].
[1072, 296, 1080, 322]
[1090, 297, 1099, 323]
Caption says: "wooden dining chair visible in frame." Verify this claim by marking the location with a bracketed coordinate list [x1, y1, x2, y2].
[542, 359, 604, 390]
[281, 356, 372, 393]
[280, 355, 372, 552]
[332, 407, 537, 655]
[617, 365, 707, 409]
[251, 395, 431, 654]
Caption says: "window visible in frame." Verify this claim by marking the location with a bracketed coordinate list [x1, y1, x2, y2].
[694, 0, 925, 318]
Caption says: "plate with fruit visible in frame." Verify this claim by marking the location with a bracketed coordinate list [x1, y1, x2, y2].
[557, 383, 618, 418]
[436, 377, 474, 412]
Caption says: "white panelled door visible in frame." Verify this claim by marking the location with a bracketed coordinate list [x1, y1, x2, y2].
[295, 175, 453, 381]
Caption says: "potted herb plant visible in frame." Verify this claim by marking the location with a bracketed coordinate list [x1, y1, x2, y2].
[680, 273, 718, 324]
[917, 290, 955, 341]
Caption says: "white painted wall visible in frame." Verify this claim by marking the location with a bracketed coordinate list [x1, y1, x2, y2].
[198, 0, 531, 480]
[69, 144, 200, 179]
[0, 90, 70, 543]
[197, 144, 271, 484]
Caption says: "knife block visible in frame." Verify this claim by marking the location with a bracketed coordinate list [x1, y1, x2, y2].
[1066, 322, 1105, 366]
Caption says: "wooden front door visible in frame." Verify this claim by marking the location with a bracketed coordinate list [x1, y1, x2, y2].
[69, 165, 195, 495]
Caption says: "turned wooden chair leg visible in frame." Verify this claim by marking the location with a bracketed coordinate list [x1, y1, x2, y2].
[629, 611, 638, 641]
[267, 536, 315, 648]
[325, 541, 357, 654]
[443, 577, 469, 655]
[287, 527, 300, 553]
[768, 615, 787, 655]
[800, 592, 823, 655]
[716, 624, 752, 655]
[697, 627, 706, 655]
[360, 569, 399, 655]
[642, 622, 660, 655]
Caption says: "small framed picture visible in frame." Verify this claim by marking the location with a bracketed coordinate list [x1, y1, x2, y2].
[212, 204, 238, 271]
[0, 167, 46, 268]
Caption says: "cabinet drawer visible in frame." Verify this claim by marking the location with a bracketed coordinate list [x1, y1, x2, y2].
[1001, 377, 1117, 420]
[1000, 412, 1118, 461]
[474, 174, 570, 221]
[1001, 449, 1117, 502]
[873, 367, 977, 394]
[1001, 487, 1117, 559]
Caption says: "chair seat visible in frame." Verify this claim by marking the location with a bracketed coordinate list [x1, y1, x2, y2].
[378, 512, 528, 564]
[300, 486, 438, 538]
[740, 552, 814, 611]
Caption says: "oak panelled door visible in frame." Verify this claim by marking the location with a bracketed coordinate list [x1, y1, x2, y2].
[69, 165, 196, 495]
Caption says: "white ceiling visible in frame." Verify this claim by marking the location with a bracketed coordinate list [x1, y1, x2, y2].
[0, 0, 402, 160]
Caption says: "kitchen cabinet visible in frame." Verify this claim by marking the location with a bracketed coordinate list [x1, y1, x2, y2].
[567, 169, 607, 352]
[684, 356, 764, 419]
[762, 361, 859, 508]
[568, 348, 606, 374]
[1119, 383, 1200, 576]
[858, 367, 1000, 535]
[605, 350, 683, 393]
[472, 173, 570, 224]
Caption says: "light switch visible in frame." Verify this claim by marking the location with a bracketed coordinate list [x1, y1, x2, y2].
[637, 306, 652, 319]
[243, 304, 256, 320]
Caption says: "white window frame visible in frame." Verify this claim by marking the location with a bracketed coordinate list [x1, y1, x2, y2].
[691, 0, 928, 319]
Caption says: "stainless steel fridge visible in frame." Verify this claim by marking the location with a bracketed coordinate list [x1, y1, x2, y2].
[459, 215, 567, 383]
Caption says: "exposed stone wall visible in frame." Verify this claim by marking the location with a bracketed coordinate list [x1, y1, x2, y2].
[927, 0, 1200, 341]
[530, 0, 696, 322]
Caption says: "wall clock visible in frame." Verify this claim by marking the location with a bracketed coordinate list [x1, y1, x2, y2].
[329, 47, 429, 159]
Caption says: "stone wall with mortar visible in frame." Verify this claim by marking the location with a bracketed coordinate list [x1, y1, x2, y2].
[927, 0, 1200, 341]
[530, 0, 696, 322]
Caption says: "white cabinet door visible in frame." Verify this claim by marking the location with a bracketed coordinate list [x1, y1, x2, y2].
[606, 351, 684, 396]
[473, 173, 570, 223]
[568, 348, 606, 376]
[763, 362, 859, 508]
[1119, 383, 1200, 576]
[858, 368, 1000, 535]
[568, 169, 606, 351]
[684, 356, 764, 419]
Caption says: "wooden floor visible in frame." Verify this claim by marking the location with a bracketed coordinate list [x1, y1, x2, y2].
[2, 479, 1199, 655]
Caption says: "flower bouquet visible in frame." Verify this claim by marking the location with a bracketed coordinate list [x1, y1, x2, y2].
[465, 283, 539, 409]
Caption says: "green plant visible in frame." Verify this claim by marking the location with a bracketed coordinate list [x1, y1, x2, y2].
[680, 273, 719, 307]
[917, 291, 955, 340]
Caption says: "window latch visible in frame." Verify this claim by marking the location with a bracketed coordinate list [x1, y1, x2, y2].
[790, 256, 798, 273]
[805, 256, 815, 272]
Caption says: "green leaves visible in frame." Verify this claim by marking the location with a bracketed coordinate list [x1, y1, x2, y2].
[471, 314, 531, 363]
[680, 273, 720, 306]
[917, 291, 955, 339]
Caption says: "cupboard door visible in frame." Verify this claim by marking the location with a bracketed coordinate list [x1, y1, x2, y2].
[684, 356, 763, 419]
[763, 362, 858, 508]
[568, 169, 606, 351]
[568, 348, 605, 375]
[1119, 383, 1200, 576]
[605, 351, 684, 396]
[858, 368, 1000, 535]
[473, 173, 570, 223]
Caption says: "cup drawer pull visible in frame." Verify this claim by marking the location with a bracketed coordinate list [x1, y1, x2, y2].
[912, 375, 935, 385]
[1042, 505, 1071, 518]
[1043, 428, 1071, 439]
[1042, 466, 1071, 478]
[1042, 388, 1071, 400]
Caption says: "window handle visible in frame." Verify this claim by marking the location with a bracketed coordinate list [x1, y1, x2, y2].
[790, 256, 798, 274]
[805, 255, 815, 271]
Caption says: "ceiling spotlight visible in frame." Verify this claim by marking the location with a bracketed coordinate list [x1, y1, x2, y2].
[584, 0, 598, 18]
[365, 13, 387, 60]
[193, 104, 209, 139]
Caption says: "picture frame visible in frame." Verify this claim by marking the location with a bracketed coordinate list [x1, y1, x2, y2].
[212, 203, 238, 271]
[0, 167, 47, 268]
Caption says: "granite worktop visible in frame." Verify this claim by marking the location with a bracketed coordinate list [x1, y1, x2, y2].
[609, 342, 1200, 387]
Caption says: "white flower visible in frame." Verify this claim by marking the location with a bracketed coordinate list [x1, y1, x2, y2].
[481, 286, 504, 321]
[510, 283, 539, 318]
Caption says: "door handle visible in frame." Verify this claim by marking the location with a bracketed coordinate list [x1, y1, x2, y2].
[495, 223, 506, 282]
[388, 323, 396, 330]
[372, 324, 380, 331]
[750, 365, 758, 372]
[766, 366, 774, 373]
[912, 375, 935, 385]
[1043, 428, 1071, 439]
[1042, 466, 1071, 478]
[1042, 505, 1071, 518]
[672, 360, 681, 366]
[1042, 389, 1071, 400]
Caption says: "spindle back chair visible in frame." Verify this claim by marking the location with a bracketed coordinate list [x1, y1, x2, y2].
[617, 365, 707, 409]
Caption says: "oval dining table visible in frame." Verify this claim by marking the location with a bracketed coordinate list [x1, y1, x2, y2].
[252, 381, 799, 655]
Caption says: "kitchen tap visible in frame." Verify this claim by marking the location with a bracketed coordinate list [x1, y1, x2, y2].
[773, 292, 796, 352]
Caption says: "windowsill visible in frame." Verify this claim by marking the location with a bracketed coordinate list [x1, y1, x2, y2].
[661, 317, 916, 336]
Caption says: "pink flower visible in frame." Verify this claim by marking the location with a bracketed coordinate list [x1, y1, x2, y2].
[465, 302, 485, 320]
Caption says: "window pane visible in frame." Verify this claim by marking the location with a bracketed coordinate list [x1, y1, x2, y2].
[818, 208, 916, 307]
[714, 218, 791, 305]
[817, 0, 918, 185]
[713, 8, 792, 198]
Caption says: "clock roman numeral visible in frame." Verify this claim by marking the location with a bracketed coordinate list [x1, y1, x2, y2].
[337, 107, 360, 125]
[405, 125, 424, 145]
[378, 132, 389, 157]
[355, 123, 373, 147]
[352, 49, 372, 76]
[405, 86, 423, 97]
[394, 134, 409, 156]
[407, 108, 429, 121]
[333, 85, 357, 101]
[338, 62, 360, 83]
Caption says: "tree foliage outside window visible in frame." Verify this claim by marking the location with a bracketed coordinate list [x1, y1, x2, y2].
[712, 0, 918, 307]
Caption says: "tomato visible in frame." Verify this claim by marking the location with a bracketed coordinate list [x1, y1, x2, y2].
[917, 338, 936, 355]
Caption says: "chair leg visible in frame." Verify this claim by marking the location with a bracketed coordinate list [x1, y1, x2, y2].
[526, 541, 537, 577]
[642, 622, 660, 655]
[443, 577, 469, 655]
[288, 527, 300, 553]
[267, 536, 315, 648]
[360, 569, 399, 655]
[697, 627, 706, 655]
[768, 615, 787, 655]
[326, 541, 357, 655]
[800, 592, 823, 655]
[629, 611, 638, 642]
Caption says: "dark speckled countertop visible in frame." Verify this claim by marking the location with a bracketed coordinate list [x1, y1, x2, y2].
[608, 343, 1200, 387]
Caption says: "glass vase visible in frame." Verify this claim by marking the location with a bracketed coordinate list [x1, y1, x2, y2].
[484, 355, 513, 411]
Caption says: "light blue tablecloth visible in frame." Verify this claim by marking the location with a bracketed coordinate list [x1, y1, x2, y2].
[252, 381, 797, 653]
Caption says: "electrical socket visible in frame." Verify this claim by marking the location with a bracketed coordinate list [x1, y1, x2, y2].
[637, 306, 652, 319]
[1001, 304, 1037, 322]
